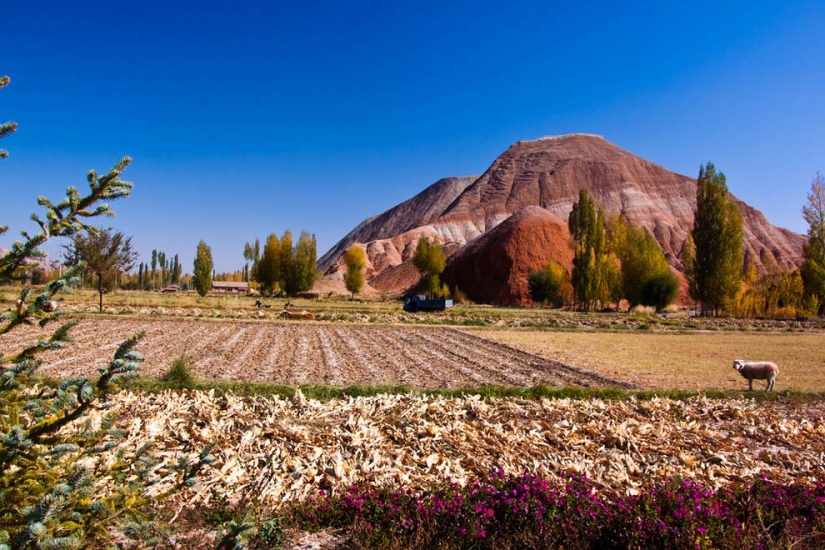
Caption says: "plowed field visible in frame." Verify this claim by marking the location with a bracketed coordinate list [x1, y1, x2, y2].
[1, 319, 632, 388]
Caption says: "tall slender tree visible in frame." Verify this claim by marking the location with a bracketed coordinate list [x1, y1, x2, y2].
[292, 230, 318, 293]
[343, 244, 366, 300]
[569, 190, 613, 310]
[192, 240, 214, 297]
[801, 172, 825, 315]
[150, 249, 158, 290]
[279, 230, 294, 294]
[256, 234, 281, 295]
[688, 162, 744, 315]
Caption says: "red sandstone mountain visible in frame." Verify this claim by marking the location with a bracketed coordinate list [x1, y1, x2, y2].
[318, 134, 806, 303]
[441, 207, 574, 304]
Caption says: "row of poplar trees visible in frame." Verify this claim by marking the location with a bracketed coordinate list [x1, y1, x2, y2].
[566, 162, 742, 315]
[135, 249, 181, 290]
[243, 230, 319, 295]
[566, 162, 825, 317]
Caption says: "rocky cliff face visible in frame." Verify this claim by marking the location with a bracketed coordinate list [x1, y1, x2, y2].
[318, 134, 806, 302]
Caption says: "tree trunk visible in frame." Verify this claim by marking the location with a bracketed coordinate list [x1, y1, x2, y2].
[98, 276, 104, 312]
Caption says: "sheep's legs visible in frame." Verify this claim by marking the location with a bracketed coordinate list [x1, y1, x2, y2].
[748, 379, 753, 391]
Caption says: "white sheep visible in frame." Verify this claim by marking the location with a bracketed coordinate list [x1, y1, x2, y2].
[732, 359, 779, 391]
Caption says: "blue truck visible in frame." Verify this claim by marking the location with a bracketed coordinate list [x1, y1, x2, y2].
[403, 295, 453, 312]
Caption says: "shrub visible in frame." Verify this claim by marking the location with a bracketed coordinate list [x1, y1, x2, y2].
[161, 354, 195, 388]
[641, 270, 680, 312]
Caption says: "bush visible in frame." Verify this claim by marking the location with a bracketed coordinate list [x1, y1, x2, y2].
[641, 270, 680, 312]
[528, 268, 560, 305]
[161, 354, 195, 388]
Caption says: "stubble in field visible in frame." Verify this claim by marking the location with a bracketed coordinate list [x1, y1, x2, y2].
[479, 330, 825, 391]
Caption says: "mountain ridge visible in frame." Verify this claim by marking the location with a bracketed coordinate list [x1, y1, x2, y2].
[317, 134, 806, 303]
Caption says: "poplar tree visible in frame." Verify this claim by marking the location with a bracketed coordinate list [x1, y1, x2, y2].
[292, 230, 318, 293]
[569, 190, 613, 310]
[172, 253, 181, 285]
[343, 244, 366, 300]
[150, 249, 158, 290]
[279, 230, 294, 294]
[688, 163, 744, 315]
[192, 240, 213, 297]
[158, 251, 167, 288]
[801, 172, 825, 315]
[256, 234, 281, 295]
[412, 236, 447, 298]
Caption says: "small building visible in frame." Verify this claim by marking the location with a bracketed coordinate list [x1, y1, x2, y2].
[211, 281, 249, 293]
[161, 284, 179, 293]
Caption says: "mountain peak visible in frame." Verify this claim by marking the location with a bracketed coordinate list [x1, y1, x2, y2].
[317, 136, 806, 303]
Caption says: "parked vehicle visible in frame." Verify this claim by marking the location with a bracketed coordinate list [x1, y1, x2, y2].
[403, 295, 453, 312]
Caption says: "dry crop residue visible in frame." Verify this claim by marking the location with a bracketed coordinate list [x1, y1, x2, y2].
[94, 391, 825, 509]
[2, 318, 631, 388]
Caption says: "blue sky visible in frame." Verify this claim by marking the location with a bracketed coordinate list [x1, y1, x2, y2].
[2, 1, 823, 273]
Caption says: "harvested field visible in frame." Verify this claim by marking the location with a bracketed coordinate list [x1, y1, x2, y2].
[478, 330, 825, 391]
[0, 319, 631, 389]
[98, 391, 825, 509]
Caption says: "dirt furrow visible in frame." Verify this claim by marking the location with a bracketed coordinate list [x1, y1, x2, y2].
[187, 325, 246, 379]
[221, 325, 269, 381]
[285, 328, 315, 384]
[392, 329, 491, 387]
[366, 328, 443, 386]
[403, 328, 522, 386]
[452, 329, 638, 388]
[258, 325, 292, 382]
[410, 330, 536, 386]
[327, 327, 394, 385]
[316, 327, 347, 385]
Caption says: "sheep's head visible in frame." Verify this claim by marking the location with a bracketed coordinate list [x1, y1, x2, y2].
[732, 359, 745, 371]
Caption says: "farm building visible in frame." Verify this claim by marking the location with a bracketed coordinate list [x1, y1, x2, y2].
[211, 281, 249, 293]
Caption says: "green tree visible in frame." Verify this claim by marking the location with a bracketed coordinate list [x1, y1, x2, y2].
[0, 75, 16, 159]
[243, 242, 255, 283]
[343, 244, 366, 300]
[2, 147, 211, 546]
[279, 230, 295, 294]
[172, 253, 181, 285]
[688, 162, 744, 316]
[292, 230, 318, 293]
[569, 190, 612, 310]
[641, 270, 680, 312]
[150, 249, 158, 290]
[192, 240, 214, 297]
[618, 225, 670, 307]
[528, 269, 559, 306]
[71, 227, 137, 312]
[256, 234, 281, 295]
[801, 172, 825, 315]
[412, 236, 448, 298]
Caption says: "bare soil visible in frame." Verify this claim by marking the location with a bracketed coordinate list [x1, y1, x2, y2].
[1, 318, 631, 389]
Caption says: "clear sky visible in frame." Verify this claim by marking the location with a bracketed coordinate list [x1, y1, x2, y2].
[2, 0, 823, 273]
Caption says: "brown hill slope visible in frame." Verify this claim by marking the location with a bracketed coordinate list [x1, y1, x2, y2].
[318, 175, 479, 273]
[442, 206, 573, 305]
[318, 134, 806, 300]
